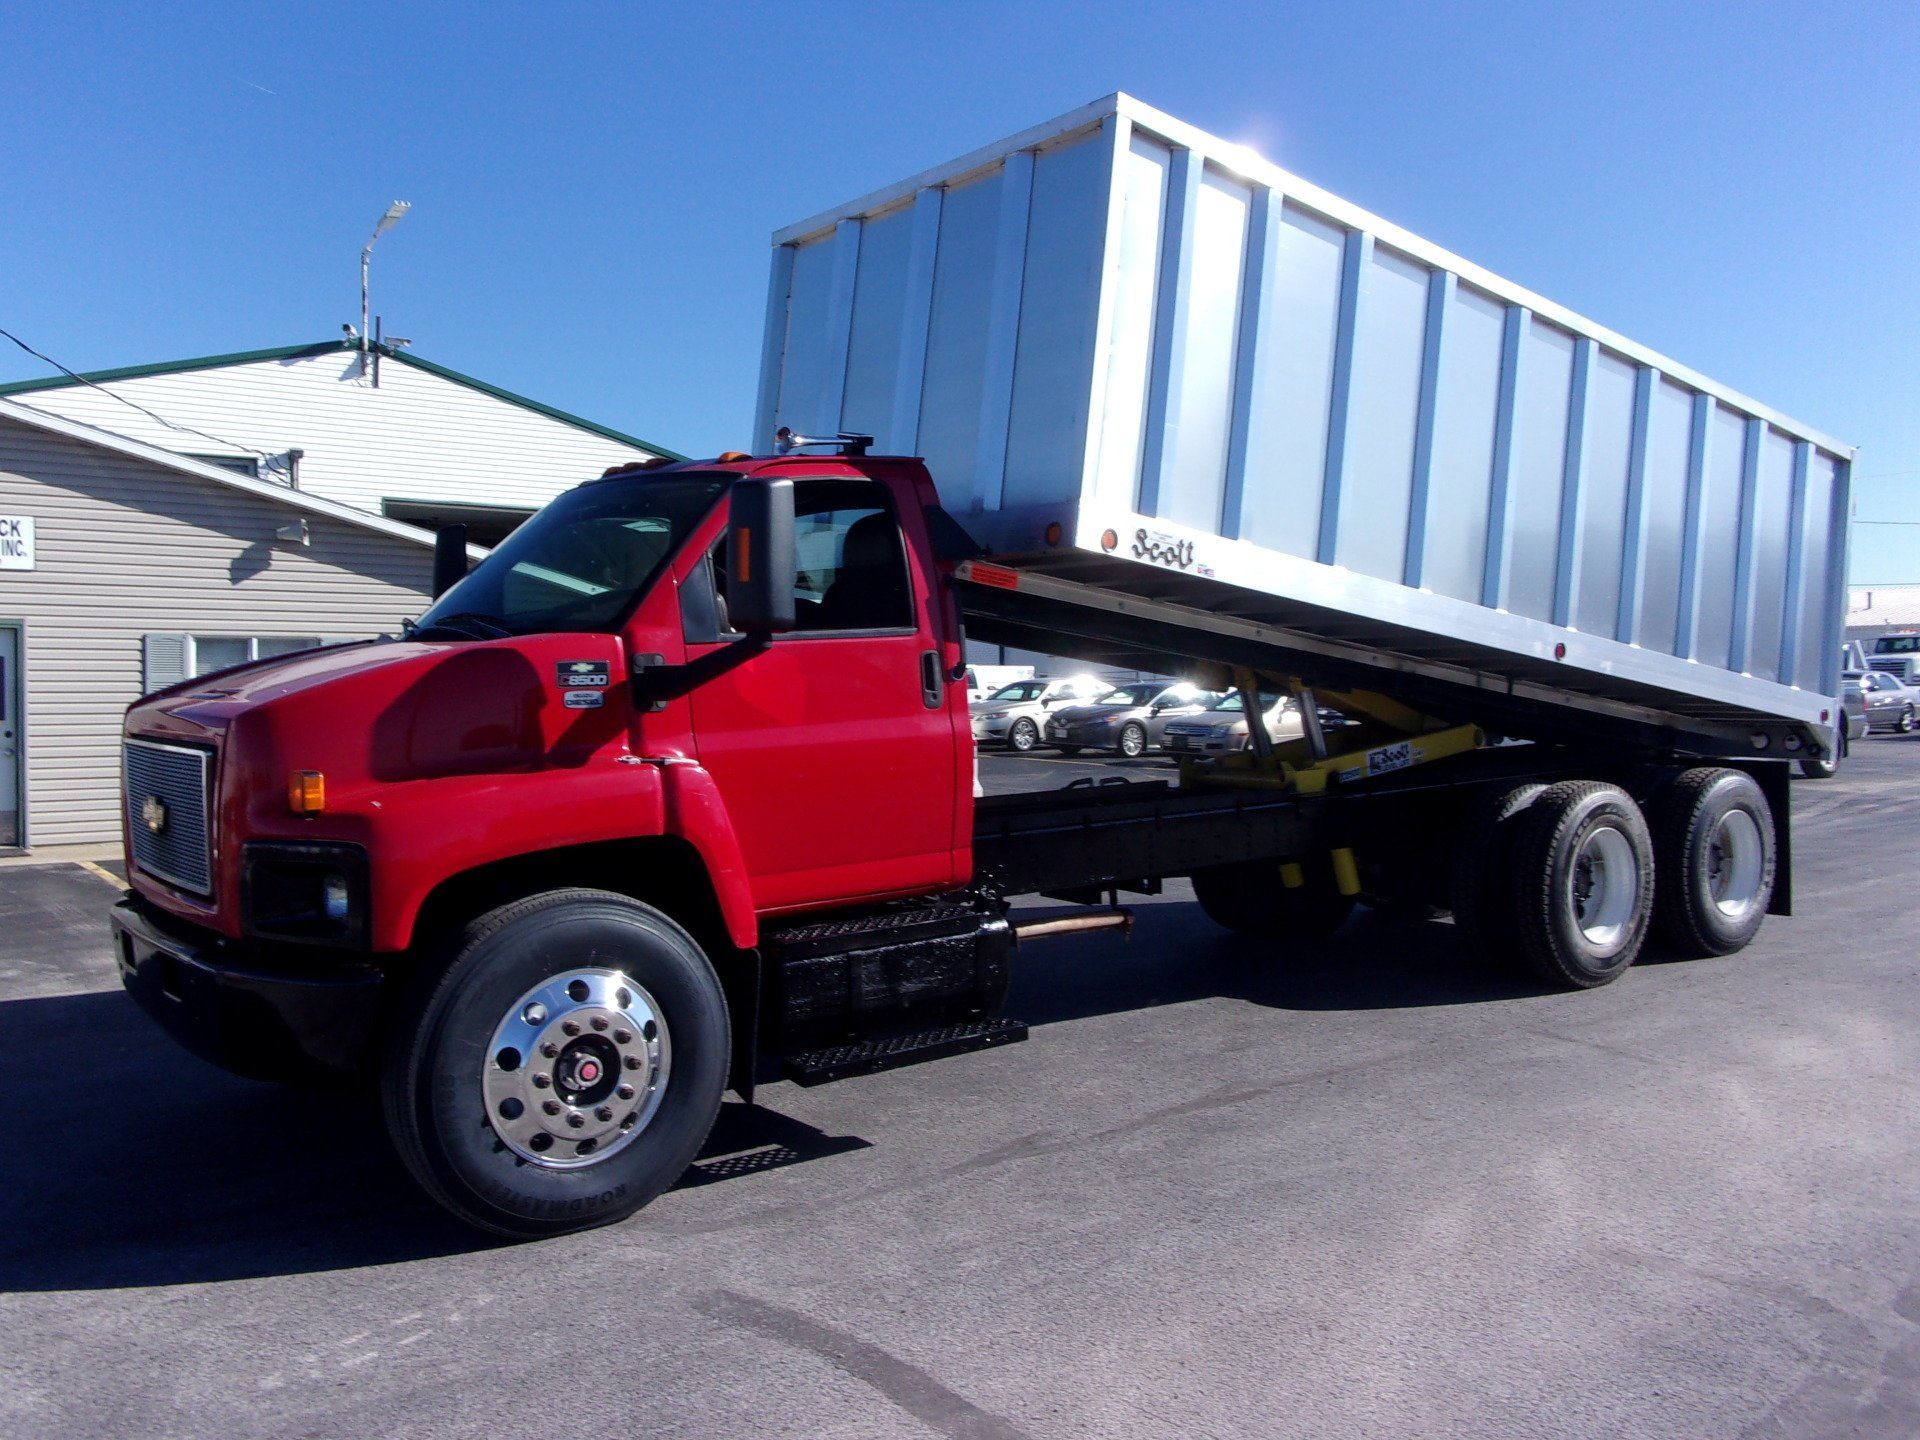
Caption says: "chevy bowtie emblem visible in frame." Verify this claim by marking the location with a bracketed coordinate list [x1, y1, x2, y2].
[141, 794, 169, 834]
[567, 662, 597, 673]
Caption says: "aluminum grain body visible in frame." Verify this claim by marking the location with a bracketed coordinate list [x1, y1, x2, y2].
[758, 93, 1853, 752]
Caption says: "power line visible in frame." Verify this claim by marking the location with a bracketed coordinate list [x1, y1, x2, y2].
[0, 324, 270, 460]
[1853, 519, 1920, 527]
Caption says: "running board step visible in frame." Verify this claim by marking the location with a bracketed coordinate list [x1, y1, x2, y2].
[781, 1018, 1029, 1087]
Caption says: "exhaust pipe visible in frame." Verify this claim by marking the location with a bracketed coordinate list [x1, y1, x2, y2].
[432, 523, 469, 598]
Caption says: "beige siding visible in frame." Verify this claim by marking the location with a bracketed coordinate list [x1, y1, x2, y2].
[6, 351, 659, 516]
[0, 417, 434, 847]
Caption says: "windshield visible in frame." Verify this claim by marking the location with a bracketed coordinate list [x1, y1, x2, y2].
[1099, 684, 1159, 706]
[1877, 637, 1920, 654]
[417, 473, 728, 637]
[986, 681, 1047, 703]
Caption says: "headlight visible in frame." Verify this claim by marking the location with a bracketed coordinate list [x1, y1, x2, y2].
[243, 841, 370, 948]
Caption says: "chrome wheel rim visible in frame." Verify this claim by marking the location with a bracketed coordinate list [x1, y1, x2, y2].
[1707, 809, 1765, 921]
[482, 968, 670, 1169]
[1120, 726, 1144, 756]
[1570, 823, 1639, 954]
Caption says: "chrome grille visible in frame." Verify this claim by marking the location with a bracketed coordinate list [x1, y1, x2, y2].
[124, 739, 214, 896]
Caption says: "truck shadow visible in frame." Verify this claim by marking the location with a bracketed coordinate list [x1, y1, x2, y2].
[1009, 897, 1562, 1029]
[0, 987, 864, 1293]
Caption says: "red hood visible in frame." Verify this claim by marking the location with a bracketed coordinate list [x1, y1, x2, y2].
[124, 640, 447, 744]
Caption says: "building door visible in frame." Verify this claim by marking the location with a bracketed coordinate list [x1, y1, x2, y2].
[0, 624, 20, 848]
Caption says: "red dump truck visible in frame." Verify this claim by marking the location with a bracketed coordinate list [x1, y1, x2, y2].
[111, 97, 1850, 1237]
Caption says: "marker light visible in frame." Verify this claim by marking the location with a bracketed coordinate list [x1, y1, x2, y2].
[289, 770, 326, 814]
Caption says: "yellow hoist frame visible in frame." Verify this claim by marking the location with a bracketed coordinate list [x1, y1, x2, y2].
[1178, 666, 1486, 896]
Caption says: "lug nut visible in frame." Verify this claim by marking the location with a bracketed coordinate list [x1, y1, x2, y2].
[531, 1073, 550, 1089]
[543, 1100, 561, 1116]
[617, 1084, 634, 1101]
[541, 1043, 559, 1059]
[624, 1055, 641, 1071]
[590, 1015, 609, 1032]
[562, 1020, 581, 1037]
[613, 1029, 633, 1045]
[566, 1111, 585, 1129]
[596, 1106, 613, 1122]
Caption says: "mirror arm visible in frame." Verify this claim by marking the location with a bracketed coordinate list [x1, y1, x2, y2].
[630, 636, 772, 707]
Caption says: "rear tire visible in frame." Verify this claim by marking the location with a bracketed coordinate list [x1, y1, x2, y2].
[1116, 723, 1147, 758]
[1008, 718, 1039, 753]
[1448, 782, 1547, 966]
[1192, 859, 1355, 943]
[382, 889, 728, 1239]
[1651, 768, 1775, 957]
[1508, 782, 1654, 989]
[1900, 706, 1916, 735]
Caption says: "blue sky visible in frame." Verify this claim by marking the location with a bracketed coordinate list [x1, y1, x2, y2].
[3, 2, 1916, 583]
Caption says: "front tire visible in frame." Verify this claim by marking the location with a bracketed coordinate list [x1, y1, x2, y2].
[1651, 768, 1775, 957]
[1508, 782, 1654, 989]
[382, 889, 728, 1239]
[1116, 722, 1147, 758]
[1007, 718, 1039, 753]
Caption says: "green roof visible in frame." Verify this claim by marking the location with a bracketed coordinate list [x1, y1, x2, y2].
[0, 339, 686, 459]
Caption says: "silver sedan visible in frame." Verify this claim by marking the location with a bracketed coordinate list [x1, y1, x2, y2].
[1862, 671, 1918, 733]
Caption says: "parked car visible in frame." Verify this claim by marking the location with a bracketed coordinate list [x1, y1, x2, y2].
[1044, 681, 1216, 757]
[1862, 670, 1918, 734]
[970, 674, 1111, 751]
[1801, 672, 1870, 777]
[1160, 690, 1302, 755]
[963, 663, 1035, 705]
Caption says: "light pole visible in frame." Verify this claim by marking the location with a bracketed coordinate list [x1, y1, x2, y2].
[360, 200, 411, 379]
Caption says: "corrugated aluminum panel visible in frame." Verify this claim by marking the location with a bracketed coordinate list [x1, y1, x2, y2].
[760, 93, 1854, 742]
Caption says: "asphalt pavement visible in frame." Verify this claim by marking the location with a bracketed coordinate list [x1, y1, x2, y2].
[3, 739, 1918, 1438]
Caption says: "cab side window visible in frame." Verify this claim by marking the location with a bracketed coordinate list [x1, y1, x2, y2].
[710, 479, 914, 635]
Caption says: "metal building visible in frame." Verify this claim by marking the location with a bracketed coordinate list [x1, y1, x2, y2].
[0, 339, 677, 544]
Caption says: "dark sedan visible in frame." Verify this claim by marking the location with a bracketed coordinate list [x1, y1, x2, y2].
[1044, 681, 1215, 757]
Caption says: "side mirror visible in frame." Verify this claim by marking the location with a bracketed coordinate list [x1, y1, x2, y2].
[432, 523, 469, 599]
[724, 477, 797, 635]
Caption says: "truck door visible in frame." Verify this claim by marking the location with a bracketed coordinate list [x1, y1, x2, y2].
[685, 476, 959, 912]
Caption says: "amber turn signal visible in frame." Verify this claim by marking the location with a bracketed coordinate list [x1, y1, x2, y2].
[288, 770, 326, 814]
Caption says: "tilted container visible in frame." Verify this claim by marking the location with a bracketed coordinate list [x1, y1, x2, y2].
[756, 93, 1854, 755]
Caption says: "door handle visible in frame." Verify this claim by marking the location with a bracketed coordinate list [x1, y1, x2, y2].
[919, 650, 943, 710]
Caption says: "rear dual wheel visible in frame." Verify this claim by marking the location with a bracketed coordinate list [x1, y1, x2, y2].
[1650, 768, 1775, 958]
[383, 889, 728, 1239]
[1508, 782, 1655, 988]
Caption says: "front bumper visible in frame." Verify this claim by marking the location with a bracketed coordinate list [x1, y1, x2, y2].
[1045, 721, 1116, 746]
[1163, 729, 1247, 754]
[112, 896, 383, 1080]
